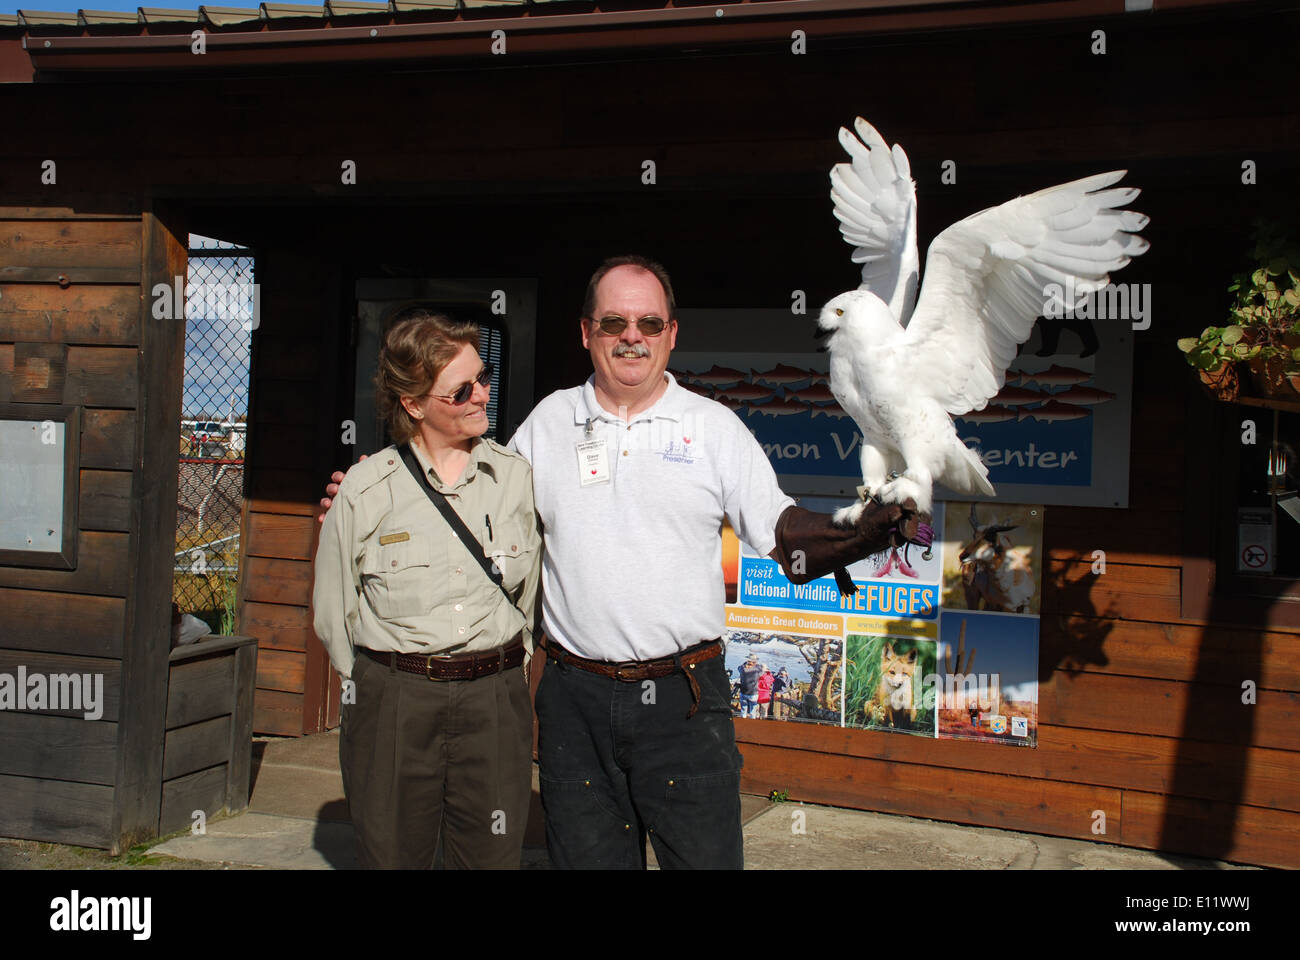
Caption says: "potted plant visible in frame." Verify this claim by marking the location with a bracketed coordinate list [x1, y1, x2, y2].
[1177, 324, 1247, 401]
[1179, 226, 1300, 402]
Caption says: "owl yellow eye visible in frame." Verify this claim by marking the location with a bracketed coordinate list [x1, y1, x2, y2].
[835, 308, 844, 316]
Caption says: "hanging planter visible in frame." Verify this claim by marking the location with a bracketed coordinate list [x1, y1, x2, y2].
[1197, 360, 1240, 402]
[1245, 331, 1300, 397]
[1178, 227, 1300, 407]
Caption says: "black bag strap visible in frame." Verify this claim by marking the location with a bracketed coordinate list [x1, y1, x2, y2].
[397, 443, 530, 629]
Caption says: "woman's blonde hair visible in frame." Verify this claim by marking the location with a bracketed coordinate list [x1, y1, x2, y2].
[375, 307, 481, 444]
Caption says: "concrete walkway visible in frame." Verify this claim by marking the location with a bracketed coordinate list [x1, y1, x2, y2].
[148, 731, 1257, 870]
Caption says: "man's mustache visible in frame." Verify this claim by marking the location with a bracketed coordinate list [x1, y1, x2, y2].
[612, 343, 651, 358]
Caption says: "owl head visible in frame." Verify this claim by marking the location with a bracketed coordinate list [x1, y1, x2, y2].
[817, 289, 895, 337]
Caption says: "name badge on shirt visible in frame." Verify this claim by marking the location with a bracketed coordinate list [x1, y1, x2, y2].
[378, 531, 411, 545]
[576, 438, 610, 486]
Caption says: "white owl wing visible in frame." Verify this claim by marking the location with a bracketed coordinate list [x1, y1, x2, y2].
[831, 118, 920, 325]
[901, 170, 1148, 416]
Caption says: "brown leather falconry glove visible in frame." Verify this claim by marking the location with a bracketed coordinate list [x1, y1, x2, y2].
[772, 499, 928, 597]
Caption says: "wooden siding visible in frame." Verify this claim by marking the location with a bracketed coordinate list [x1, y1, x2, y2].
[239, 250, 344, 735]
[0, 208, 146, 849]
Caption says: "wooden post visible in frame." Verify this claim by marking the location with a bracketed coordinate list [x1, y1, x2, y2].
[110, 198, 186, 853]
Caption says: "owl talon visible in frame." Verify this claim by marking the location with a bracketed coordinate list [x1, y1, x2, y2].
[832, 501, 867, 527]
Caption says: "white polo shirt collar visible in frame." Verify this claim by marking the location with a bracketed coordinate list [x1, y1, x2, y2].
[574, 373, 686, 428]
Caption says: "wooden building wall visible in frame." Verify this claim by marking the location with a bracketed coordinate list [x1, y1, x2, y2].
[2, 5, 1296, 863]
[237, 251, 344, 735]
[0, 200, 189, 849]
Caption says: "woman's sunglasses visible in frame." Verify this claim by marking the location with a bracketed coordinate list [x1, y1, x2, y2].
[427, 362, 494, 405]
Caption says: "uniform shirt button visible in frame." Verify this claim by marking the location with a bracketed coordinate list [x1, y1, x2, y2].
[456, 567, 463, 575]
[454, 603, 463, 612]
[622, 450, 628, 457]
[390, 560, 397, 567]
[511, 545, 517, 551]
[387, 459, 394, 465]
[458, 626, 466, 635]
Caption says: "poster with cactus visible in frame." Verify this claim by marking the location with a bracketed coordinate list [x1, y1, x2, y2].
[935, 611, 1039, 746]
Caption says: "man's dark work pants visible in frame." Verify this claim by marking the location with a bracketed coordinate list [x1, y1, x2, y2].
[340, 650, 533, 869]
[535, 650, 744, 869]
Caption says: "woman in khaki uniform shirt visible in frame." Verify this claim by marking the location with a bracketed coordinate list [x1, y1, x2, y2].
[313, 308, 541, 869]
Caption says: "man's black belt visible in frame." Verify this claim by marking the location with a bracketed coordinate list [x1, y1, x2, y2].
[537, 635, 722, 718]
[360, 633, 525, 681]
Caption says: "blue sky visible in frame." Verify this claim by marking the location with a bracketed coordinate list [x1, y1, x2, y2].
[12, 1, 210, 12]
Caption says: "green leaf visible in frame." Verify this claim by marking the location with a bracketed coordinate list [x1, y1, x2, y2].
[1268, 257, 1289, 276]
[1177, 337, 1199, 352]
[1234, 343, 1253, 358]
[1222, 325, 1244, 344]
[1286, 289, 1300, 308]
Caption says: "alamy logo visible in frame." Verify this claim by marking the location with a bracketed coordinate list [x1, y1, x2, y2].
[0, 667, 103, 720]
[1041, 278, 1151, 330]
[152, 274, 260, 330]
[49, 890, 151, 940]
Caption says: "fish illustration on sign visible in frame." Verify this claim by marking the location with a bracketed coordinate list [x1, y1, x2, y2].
[810, 404, 851, 419]
[790, 383, 838, 404]
[751, 363, 813, 385]
[1048, 385, 1116, 406]
[955, 405, 1018, 424]
[715, 382, 776, 402]
[686, 365, 748, 386]
[1017, 400, 1091, 423]
[678, 380, 714, 398]
[752, 397, 812, 418]
[1012, 364, 1092, 388]
[991, 385, 1046, 406]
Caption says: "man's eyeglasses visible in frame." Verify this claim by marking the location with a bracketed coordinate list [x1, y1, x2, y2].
[426, 362, 494, 405]
[588, 315, 671, 336]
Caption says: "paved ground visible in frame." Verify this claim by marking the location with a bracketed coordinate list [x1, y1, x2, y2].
[2, 731, 1261, 870]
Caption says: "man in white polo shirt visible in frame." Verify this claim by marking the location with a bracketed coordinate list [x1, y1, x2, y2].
[322, 255, 923, 869]
[511, 255, 922, 869]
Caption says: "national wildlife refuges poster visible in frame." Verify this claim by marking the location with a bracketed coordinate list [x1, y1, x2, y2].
[721, 500, 1041, 748]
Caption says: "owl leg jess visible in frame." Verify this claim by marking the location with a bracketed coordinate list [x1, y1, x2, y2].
[878, 460, 933, 514]
[833, 444, 890, 526]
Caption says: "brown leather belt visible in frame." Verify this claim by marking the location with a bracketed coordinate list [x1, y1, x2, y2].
[538, 635, 722, 718]
[361, 633, 524, 681]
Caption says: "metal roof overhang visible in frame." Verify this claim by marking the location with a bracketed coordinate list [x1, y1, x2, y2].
[14, 0, 1210, 74]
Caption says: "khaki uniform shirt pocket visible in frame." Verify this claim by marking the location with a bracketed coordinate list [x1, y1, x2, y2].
[360, 534, 438, 621]
[487, 520, 536, 595]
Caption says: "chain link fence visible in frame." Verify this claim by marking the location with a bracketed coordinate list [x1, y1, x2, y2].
[173, 236, 254, 634]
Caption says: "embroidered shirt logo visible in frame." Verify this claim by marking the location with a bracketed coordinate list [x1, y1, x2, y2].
[659, 440, 697, 464]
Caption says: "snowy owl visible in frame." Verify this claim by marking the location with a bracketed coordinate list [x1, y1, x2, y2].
[820, 118, 1149, 524]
